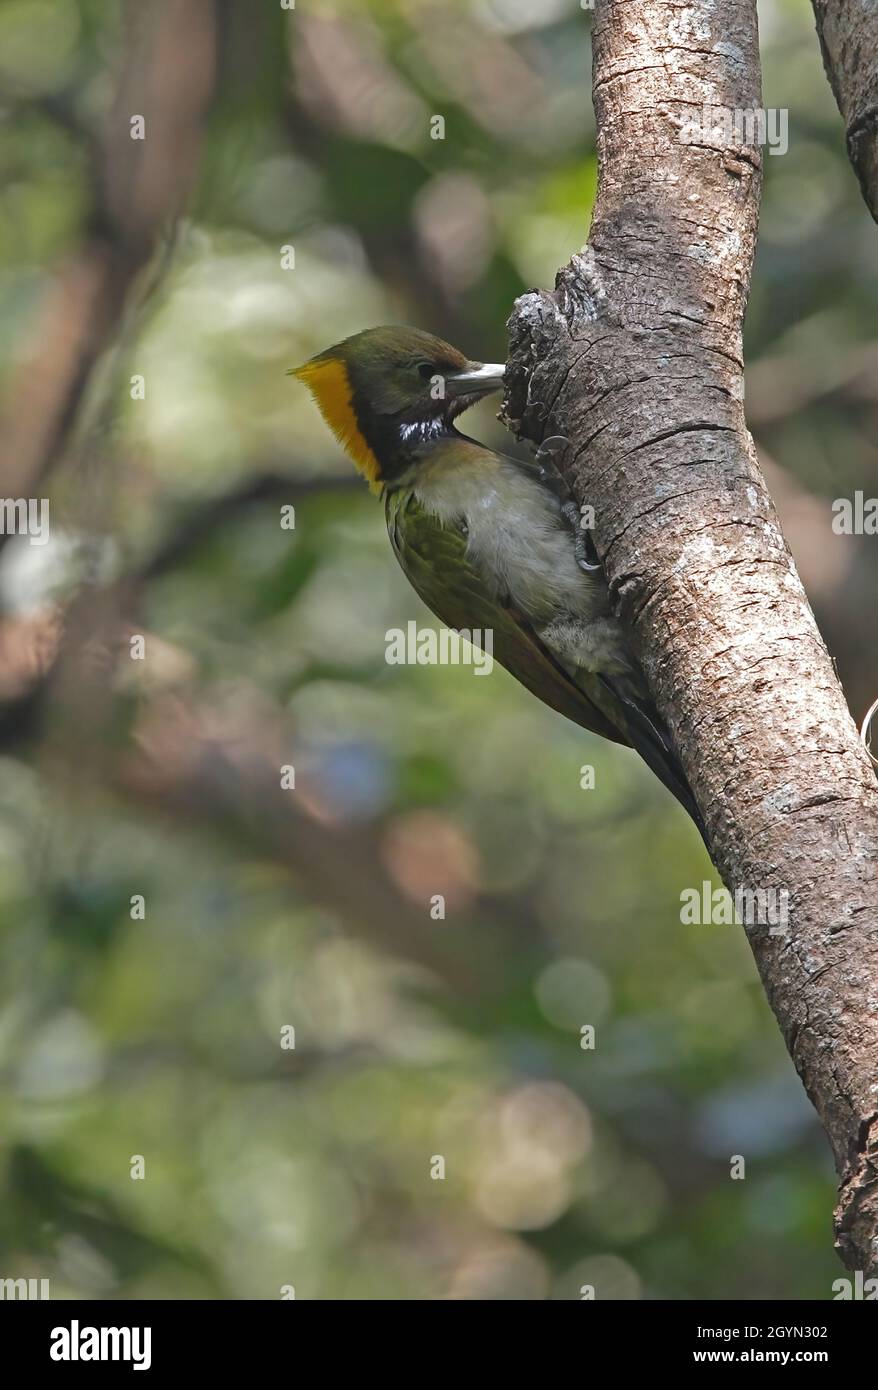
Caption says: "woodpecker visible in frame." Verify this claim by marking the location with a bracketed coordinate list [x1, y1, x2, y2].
[293, 325, 704, 834]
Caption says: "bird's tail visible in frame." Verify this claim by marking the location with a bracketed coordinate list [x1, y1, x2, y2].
[594, 672, 708, 844]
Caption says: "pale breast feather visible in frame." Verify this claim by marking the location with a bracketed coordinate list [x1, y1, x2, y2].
[411, 442, 603, 624]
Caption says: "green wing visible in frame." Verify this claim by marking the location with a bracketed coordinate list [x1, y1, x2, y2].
[385, 484, 706, 836]
[385, 486, 627, 746]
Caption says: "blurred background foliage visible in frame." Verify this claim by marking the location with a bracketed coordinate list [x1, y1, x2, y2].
[0, 0, 875, 1300]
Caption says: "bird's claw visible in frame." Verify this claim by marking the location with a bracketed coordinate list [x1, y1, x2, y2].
[561, 498, 603, 572]
[536, 437, 602, 573]
[535, 434, 569, 466]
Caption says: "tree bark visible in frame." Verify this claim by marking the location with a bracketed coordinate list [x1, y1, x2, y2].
[812, 0, 878, 223]
[502, 0, 878, 1274]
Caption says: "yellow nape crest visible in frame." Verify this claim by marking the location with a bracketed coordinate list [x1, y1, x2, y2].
[291, 357, 382, 493]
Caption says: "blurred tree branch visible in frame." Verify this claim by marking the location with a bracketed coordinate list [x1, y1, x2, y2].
[0, 0, 512, 1006]
[0, 487, 545, 1007]
[111, 691, 515, 997]
[0, 0, 217, 517]
[812, 0, 878, 223]
[0, 592, 543, 1004]
[502, 0, 878, 1273]
[139, 470, 358, 582]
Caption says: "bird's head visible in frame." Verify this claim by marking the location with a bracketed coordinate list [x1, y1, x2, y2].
[291, 326, 505, 492]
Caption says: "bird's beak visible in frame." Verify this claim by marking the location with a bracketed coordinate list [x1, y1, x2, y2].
[444, 362, 506, 398]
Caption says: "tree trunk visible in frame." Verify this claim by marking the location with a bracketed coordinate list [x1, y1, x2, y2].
[812, 0, 878, 223]
[502, 0, 878, 1274]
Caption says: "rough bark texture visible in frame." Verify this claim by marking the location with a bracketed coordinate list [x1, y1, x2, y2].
[812, 0, 878, 223]
[502, 0, 878, 1273]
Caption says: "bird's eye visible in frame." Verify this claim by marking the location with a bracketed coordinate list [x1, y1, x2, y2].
[415, 362, 436, 380]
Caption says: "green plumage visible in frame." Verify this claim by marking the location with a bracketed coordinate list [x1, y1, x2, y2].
[385, 480, 705, 837]
[385, 485, 625, 744]
[295, 324, 705, 837]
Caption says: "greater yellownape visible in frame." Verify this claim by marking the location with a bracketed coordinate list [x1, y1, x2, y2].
[293, 325, 704, 837]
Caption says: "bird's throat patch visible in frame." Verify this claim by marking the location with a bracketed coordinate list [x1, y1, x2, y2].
[293, 357, 382, 492]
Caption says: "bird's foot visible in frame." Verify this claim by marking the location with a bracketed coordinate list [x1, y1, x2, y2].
[559, 498, 602, 572]
[536, 436, 602, 573]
